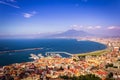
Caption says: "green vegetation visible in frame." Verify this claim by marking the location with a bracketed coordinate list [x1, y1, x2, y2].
[105, 63, 118, 69]
[60, 74, 102, 80]
[105, 63, 113, 68]
[105, 72, 115, 80]
[77, 49, 109, 57]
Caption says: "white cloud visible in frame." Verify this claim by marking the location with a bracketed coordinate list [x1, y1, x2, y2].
[0, 0, 20, 8]
[23, 13, 33, 18]
[87, 26, 93, 29]
[86, 26, 101, 30]
[107, 26, 116, 29]
[71, 25, 83, 30]
[107, 26, 120, 30]
[71, 25, 102, 31]
[23, 11, 37, 18]
[95, 26, 101, 29]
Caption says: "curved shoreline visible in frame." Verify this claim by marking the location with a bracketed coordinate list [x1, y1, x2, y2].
[75, 49, 109, 57]
[0, 38, 120, 80]
[0, 39, 107, 66]
[75, 38, 108, 56]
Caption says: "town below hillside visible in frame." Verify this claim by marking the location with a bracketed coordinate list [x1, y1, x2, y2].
[0, 37, 120, 80]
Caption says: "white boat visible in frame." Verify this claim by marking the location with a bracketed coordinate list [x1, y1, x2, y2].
[38, 54, 44, 58]
[29, 54, 39, 60]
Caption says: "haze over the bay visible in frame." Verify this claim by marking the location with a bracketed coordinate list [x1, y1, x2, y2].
[0, 0, 120, 38]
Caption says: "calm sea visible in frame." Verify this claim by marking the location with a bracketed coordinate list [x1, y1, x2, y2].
[0, 39, 106, 66]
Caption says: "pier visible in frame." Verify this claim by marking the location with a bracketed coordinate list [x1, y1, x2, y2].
[0, 48, 43, 54]
[45, 51, 73, 56]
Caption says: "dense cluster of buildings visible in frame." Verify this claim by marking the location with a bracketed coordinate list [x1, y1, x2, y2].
[0, 38, 120, 80]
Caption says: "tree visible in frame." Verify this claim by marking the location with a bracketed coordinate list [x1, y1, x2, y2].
[105, 72, 115, 80]
[60, 75, 69, 79]
[60, 74, 101, 80]
[79, 74, 101, 80]
[105, 63, 113, 68]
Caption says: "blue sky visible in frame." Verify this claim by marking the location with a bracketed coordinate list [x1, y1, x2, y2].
[0, 0, 120, 35]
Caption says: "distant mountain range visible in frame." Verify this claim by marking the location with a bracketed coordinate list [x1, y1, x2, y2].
[0, 29, 120, 39]
[104, 29, 120, 37]
[92, 28, 120, 37]
[47, 29, 120, 38]
[48, 29, 93, 38]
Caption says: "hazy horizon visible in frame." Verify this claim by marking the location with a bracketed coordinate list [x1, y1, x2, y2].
[1, 0, 120, 37]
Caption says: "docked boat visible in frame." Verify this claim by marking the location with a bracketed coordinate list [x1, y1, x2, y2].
[29, 54, 39, 60]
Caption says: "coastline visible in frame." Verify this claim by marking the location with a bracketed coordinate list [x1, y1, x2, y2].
[75, 37, 120, 57]
[75, 49, 109, 56]
[0, 38, 107, 66]
[75, 38, 108, 56]
[0, 38, 120, 80]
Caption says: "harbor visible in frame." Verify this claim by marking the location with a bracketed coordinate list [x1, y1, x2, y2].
[29, 51, 73, 60]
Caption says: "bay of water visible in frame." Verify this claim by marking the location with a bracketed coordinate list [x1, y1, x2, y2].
[0, 39, 106, 66]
